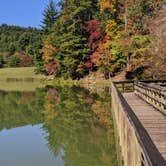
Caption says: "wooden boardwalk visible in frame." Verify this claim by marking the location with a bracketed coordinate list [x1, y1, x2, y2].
[123, 92, 166, 160]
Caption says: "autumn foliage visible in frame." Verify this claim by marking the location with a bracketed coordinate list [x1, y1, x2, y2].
[45, 61, 59, 75]
[17, 53, 33, 67]
[37, 0, 164, 79]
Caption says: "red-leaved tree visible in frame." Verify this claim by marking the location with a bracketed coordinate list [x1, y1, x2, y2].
[87, 19, 105, 51]
[45, 61, 59, 75]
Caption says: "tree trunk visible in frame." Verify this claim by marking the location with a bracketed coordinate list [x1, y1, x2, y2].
[124, 3, 128, 32]
[127, 54, 130, 71]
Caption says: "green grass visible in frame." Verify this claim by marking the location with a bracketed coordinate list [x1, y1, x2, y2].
[0, 67, 45, 91]
[0, 67, 45, 79]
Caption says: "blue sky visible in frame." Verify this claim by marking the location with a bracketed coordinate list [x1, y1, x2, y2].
[0, 0, 59, 28]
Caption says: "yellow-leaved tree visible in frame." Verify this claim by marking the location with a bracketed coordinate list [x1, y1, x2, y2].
[41, 37, 56, 64]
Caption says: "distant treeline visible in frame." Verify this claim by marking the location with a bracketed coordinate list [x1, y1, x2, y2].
[0, 24, 42, 68]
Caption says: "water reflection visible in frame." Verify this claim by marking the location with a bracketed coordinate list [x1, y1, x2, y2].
[0, 86, 118, 166]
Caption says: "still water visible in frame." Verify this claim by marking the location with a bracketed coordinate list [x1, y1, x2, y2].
[0, 85, 118, 166]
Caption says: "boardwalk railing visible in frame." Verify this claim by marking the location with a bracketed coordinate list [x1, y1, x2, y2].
[135, 82, 166, 115]
[111, 82, 166, 166]
[113, 81, 134, 93]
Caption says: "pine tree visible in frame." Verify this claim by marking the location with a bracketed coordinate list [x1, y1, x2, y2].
[41, 0, 58, 33]
[58, 0, 99, 79]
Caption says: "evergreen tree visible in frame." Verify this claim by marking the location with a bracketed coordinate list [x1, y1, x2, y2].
[57, 0, 99, 79]
[41, 0, 99, 79]
[41, 0, 58, 33]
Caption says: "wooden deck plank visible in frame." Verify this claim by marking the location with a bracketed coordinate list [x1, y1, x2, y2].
[123, 92, 166, 161]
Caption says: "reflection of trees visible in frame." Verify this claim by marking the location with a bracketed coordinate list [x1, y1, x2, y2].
[0, 86, 118, 166]
[0, 89, 44, 131]
[43, 86, 118, 166]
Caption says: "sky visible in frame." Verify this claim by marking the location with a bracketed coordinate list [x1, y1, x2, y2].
[0, 0, 59, 28]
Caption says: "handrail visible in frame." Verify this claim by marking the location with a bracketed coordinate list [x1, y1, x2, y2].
[113, 81, 134, 93]
[112, 82, 166, 166]
[141, 80, 166, 84]
[135, 82, 166, 115]
[113, 79, 166, 85]
[113, 80, 135, 84]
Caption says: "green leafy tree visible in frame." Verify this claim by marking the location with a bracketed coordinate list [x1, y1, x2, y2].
[0, 24, 42, 68]
[0, 54, 4, 68]
[8, 55, 20, 67]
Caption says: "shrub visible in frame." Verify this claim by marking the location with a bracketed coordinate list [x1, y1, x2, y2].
[8, 55, 20, 67]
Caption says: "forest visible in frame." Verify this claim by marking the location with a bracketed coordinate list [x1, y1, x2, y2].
[0, 0, 165, 79]
[0, 24, 42, 67]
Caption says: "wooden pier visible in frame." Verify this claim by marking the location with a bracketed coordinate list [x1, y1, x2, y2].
[111, 80, 166, 166]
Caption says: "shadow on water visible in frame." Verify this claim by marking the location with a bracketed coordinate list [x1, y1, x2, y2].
[0, 84, 118, 166]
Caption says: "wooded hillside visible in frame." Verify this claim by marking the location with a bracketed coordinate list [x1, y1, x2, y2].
[144, 3, 166, 79]
[35, 0, 165, 80]
[1, 0, 165, 79]
[0, 24, 42, 68]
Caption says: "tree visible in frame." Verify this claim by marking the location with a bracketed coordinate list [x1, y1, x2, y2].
[34, 53, 45, 73]
[41, 0, 99, 79]
[41, 0, 58, 33]
[15, 52, 33, 67]
[0, 24, 42, 68]
[57, 0, 99, 79]
[87, 19, 105, 52]
[8, 55, 20, 67]
[39, 0, 163, 79]
[45, 61, 59, 76]
[0, 54, 4, 68]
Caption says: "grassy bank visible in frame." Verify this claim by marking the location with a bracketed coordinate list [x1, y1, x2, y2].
[0, 67, 45, 91]
[0, 67, 113, 91]
[0, 67, 45, 80]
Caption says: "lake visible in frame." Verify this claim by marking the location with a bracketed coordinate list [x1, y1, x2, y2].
[0, 84, 118, 166]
